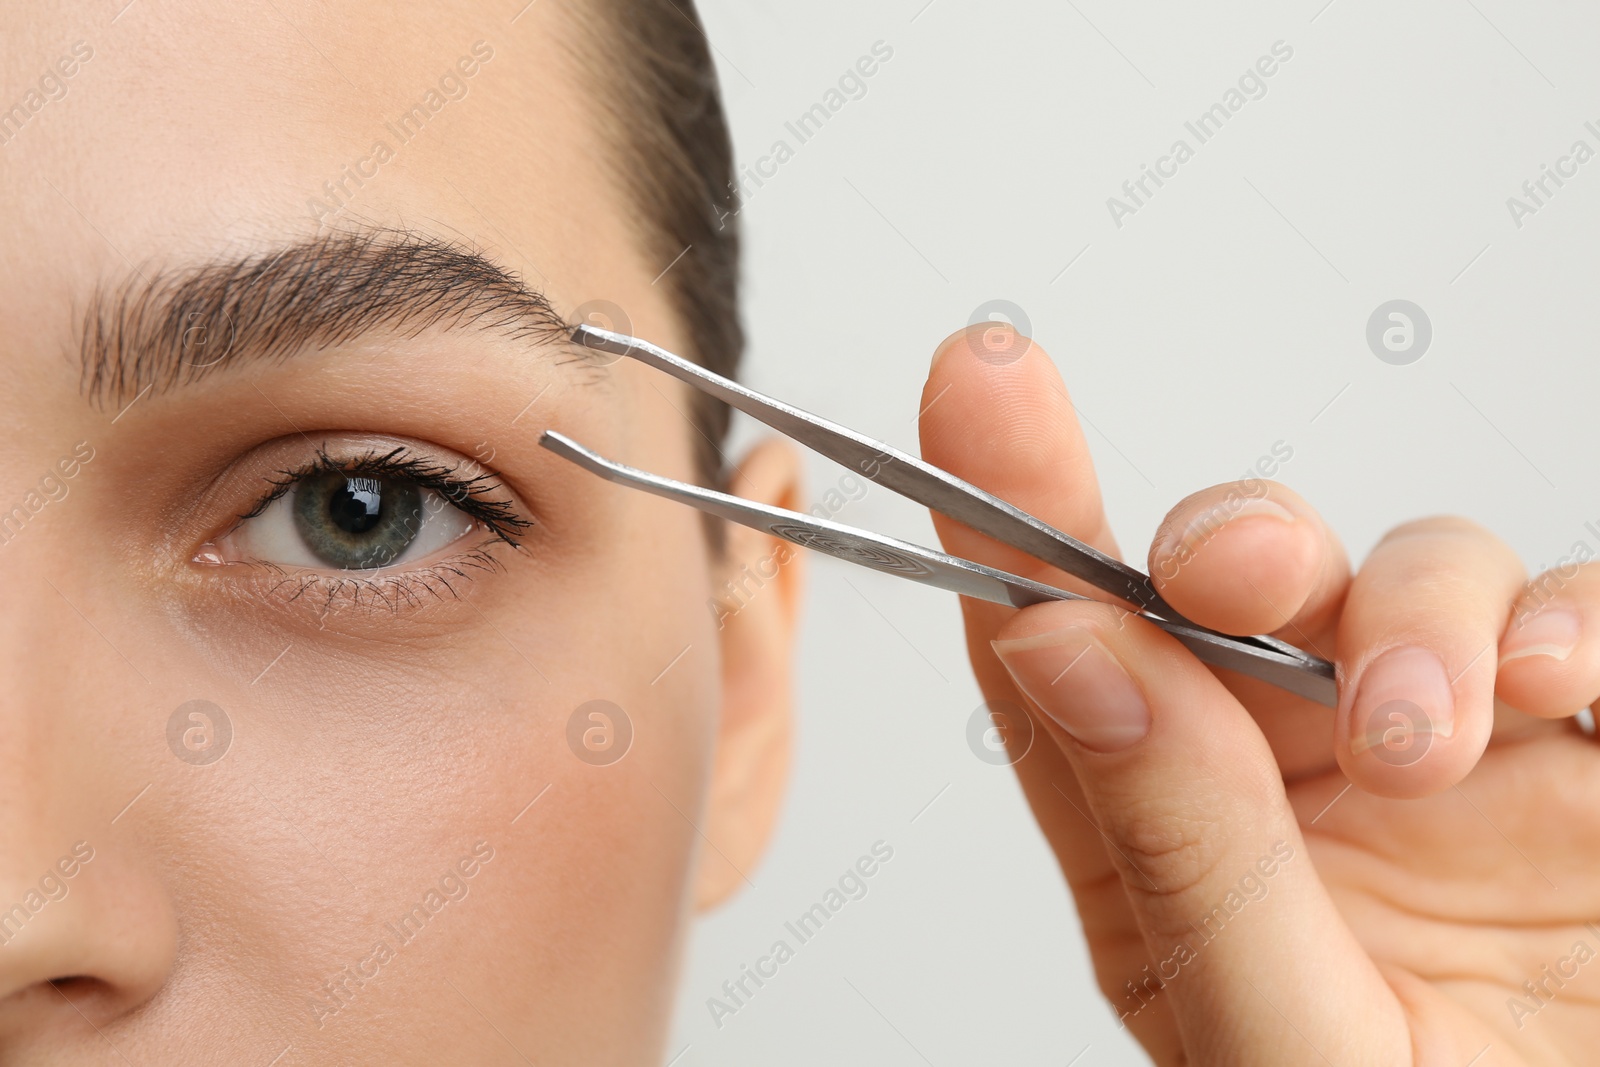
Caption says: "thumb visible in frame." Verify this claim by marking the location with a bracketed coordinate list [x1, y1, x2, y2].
[991, 599, 1410, 1065]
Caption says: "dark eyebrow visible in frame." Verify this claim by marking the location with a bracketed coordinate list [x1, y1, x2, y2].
[80, 227, 571, 406]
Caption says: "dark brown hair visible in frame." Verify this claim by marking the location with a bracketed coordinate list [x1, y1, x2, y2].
[577, 0, 742, 492]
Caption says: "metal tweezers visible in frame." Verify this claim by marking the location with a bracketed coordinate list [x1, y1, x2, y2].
[540, 325, 1337, 708]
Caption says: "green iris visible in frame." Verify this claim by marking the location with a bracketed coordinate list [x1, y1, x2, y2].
[292, 471, 424, 570]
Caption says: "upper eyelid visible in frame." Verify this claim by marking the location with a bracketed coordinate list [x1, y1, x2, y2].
[227, 440, 534, 549]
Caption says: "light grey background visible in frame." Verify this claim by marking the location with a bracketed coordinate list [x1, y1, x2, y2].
[669, 2, 1600, 1063]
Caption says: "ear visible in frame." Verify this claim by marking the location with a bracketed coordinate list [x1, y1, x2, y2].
[694, 436, 805, 910]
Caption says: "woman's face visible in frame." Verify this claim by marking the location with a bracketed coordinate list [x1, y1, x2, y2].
[0, 3, 797, 1062]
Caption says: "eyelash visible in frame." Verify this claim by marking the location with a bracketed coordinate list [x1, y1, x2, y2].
[255, 547, 507, 614]
[241, 445, 532, 546]
[228, 444, 533, 612]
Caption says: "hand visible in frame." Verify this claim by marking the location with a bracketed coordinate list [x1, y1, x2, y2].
[920, 325, 1600, 1066]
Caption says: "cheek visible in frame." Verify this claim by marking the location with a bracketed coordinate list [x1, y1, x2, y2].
[455, 468, 721, 1046]
[98, 467, 720, 1056]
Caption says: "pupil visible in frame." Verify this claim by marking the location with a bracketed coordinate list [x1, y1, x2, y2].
[329, 477, 384, 534]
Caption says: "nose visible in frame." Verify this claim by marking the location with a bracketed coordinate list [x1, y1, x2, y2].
[0, 531, 179, 1034]
[0, 843, 177, 1014]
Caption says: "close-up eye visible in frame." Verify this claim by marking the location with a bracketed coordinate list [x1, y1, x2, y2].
[202, 444, 532, 575]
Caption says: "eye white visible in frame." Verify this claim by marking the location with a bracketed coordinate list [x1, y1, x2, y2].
[227, 483, 477, 570]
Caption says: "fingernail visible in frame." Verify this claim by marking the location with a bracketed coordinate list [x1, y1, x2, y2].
[992, 626, 1151, 753]
[1349, 645, 1455, 759]
[1154, 496, 1296, 571]
[1500, 608, 1581, 665]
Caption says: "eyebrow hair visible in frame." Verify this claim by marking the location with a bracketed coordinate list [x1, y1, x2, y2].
[80, 227, 572, 406]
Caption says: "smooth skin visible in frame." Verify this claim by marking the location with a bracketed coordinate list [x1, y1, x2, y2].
[922, 324, 1600, 1066]
[0, 3, 802, 1063]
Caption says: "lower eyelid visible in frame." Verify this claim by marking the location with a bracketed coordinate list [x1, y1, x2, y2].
[201, 540, 515, 621]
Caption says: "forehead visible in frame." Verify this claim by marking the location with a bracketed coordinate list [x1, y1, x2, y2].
[0, 1, 654, 389]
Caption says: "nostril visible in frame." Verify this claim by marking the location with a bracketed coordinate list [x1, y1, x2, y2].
[46, 975, 110, 1006]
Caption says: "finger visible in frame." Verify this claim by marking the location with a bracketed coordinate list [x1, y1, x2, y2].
[1336, 517, 1526, 797]
[1148, 480, 1349, 646]
[917, 324, 1126, 847]
[919, 324, 1121, 583]
[917, 322, 1122, 860]
[992, 599, 1413, 1065]
[1145, 480, 1350, 782]
[920, 326, 1182, 1050]
[1498, 562, 1600, 718]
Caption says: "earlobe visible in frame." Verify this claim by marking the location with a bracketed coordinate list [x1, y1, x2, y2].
[694, 436, 805, 909]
